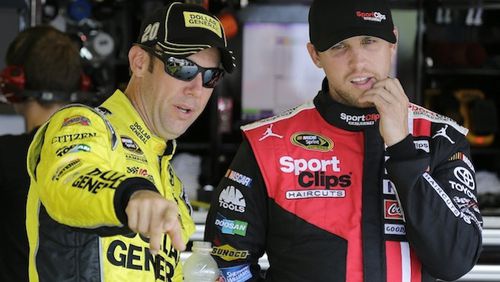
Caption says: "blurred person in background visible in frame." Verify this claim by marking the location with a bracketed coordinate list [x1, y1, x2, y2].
[0, 25, 86, 282]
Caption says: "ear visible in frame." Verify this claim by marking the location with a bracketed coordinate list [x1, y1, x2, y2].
[128, 45, 150, 77]
[391, 27, 399, 55]
[306, 42, 322, 68]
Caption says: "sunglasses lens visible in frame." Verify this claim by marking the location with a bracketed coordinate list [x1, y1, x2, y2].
[164, 56, 224, 88]
[202, 69, 224, 88]
[165, 58, 198, 81]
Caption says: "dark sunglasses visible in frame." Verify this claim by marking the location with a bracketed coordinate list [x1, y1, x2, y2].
[139, 45, 225, 88]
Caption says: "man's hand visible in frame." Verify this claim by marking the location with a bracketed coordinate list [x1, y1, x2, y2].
[358, 77, 409, 146]
[126, 190, 186, 255]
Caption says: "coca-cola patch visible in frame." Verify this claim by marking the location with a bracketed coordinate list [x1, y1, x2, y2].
[384, 199, 403, 220]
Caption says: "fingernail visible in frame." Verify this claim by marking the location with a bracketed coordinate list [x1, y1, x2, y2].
[150, 249, 158, 256]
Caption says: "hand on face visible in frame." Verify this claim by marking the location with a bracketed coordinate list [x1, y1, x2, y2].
[126, 190, 186, 255]
[358, 77, 409, 146]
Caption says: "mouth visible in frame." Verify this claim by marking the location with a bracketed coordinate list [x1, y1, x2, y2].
[175, 105, 194, 117]
[350, 76, 375, 90]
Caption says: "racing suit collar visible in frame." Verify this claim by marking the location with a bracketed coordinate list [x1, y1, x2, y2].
[101, 90, 176, 157]
[314, 78, 381, 131]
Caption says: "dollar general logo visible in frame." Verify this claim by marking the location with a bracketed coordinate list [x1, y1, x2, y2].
[183, 12, 222, 38]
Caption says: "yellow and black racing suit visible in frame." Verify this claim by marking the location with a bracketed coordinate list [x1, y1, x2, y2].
[26, 90, 195, 282]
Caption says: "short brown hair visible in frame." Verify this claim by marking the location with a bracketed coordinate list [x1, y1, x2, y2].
[6, 25, 82, 98]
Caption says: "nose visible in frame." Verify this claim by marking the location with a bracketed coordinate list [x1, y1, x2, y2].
[186, 73, 204, 97]
[347, 47, 367, 70]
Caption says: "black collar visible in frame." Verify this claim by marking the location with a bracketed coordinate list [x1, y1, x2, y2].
[313, 78, 381, 131]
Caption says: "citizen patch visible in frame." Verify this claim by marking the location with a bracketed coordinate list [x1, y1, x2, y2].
[52, 132, 97, 144]
[291, 132, 333, 152]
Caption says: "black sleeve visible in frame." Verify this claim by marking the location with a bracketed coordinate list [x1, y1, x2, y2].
[204, 138, 267, 282]
[386, 133, 482, 281]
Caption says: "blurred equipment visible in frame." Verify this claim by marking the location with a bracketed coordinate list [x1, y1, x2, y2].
[455, 89, 498, 146]
[0, 65, 92, 104]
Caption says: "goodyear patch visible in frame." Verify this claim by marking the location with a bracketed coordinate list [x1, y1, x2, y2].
[291, 132, 333, 152]
[183, 11, 222, 38]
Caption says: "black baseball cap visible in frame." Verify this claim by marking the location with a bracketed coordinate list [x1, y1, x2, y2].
[309, 0, 397, 52]
[137, 2, 235, 73]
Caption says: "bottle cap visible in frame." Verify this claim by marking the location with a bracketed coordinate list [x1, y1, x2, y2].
[192, 241, 213, 252]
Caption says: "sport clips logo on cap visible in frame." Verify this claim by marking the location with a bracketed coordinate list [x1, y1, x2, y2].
[355, 11, 388, 22]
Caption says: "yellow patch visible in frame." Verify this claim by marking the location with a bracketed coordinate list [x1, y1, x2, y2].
[183, 11, 222, 38]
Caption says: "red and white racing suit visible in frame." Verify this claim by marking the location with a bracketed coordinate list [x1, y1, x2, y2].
[205, 79, 482, 282]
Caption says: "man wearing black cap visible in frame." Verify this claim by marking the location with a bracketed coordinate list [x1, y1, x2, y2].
[25, 2, 234, 281]
[204, 0, 482, 281]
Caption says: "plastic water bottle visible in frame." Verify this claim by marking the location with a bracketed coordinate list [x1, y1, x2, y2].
[183, 241, 219, 282]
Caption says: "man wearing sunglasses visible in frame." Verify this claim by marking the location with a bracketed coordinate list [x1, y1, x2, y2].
[204, 0, 482, 281]
[25, 2, 234, 282]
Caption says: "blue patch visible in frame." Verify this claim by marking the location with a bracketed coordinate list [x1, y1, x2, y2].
[219, 264, 252, 282]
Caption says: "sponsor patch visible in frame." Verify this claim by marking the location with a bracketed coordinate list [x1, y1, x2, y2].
[383, 179, 396, 195]
[56, 144, 90, 157]
[291, 132, 333, 152]
[449, 152, 475, 172]
[454, 167, 475, 190]
[71, 168, 125, 194]
[211, 245, 249, 261]
[356, 10, 388, 22]
[280, 156, 341, 175]
[121, 136, 144, 155]
[215, 213, 248, 236]
[384, 223, 406, 235]
[225, 169, 252, 187]
[410, 103, 468, 136]
[219, 264, 252, 282]
[129, 122, 151, 144]
[413, 140, 429, 152]
[126, 166, 154, 183]
[183, 11, 222, 38]
[52, 159, 82, 181]
[52, 132, 97, 144]
[449, 180, 477, 202]
[426, 173, 460, 217]
[286, 189, 345, 199]
[62, 115, 91, 127]
[219, 186, 246, 213]
[384, 199, 403, 220]
[340, 112, 380, 126]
